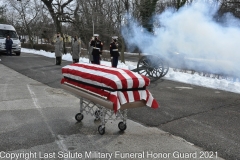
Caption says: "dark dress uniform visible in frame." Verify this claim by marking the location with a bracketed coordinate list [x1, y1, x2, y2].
[5, 37, 13, 55]
[110, 37, 120, 67]
[90, 35, 103, 65]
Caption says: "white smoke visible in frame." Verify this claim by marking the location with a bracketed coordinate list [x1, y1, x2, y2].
[121, 1, 240, 77]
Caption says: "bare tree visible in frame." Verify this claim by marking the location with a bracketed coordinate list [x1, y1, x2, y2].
[41, 0, 76, 53]
[0, 5, 7, 23]
[218, 0, 240, 18]
[7, 0, 42, 48]
[2, 0, 240, 56]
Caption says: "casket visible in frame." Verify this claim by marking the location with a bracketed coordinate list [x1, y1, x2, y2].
[61, 63, 159, 112]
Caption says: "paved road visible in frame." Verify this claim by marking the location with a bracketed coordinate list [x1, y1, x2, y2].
[1, 61, 215, 160]
[1, 52, 239, 160]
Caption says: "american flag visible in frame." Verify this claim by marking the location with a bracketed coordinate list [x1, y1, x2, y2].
[61, 63, 159, 112]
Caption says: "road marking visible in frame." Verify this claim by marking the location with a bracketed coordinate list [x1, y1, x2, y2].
[27, 84, 69, 159]
[175, 87, 193, 90]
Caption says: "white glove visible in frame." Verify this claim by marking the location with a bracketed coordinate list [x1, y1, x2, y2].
[111, 57, 113, 59]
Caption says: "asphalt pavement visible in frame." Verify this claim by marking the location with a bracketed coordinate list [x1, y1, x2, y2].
[1, 52, 239, 160]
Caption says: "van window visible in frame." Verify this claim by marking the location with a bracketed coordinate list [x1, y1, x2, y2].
[0, 30, 18, 38]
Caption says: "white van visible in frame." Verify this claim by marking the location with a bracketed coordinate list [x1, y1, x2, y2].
[0, 24, 21, 56]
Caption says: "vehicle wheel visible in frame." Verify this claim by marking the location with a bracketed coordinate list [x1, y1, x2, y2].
[75, 113, 84, 122]
[118, 122, 127, 131]
[137, 55, 163, 81]
[137, 56, 151, 77]
[15, 52, 21, 56]
[161, 61, 169, 77]
[98, 125, 105, 135]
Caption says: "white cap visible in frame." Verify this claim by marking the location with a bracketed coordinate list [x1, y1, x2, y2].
[93, 34, 99, 37]
[112, 36, 118, 39]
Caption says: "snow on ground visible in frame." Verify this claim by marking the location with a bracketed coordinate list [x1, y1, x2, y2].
[21, 48, 240, 94]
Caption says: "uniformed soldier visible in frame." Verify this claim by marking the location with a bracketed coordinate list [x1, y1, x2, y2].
[90, 34, 103, 64]
[109, 36, 120, 68]
[71, 36, 81, 63]
[54, 32, 63, 65]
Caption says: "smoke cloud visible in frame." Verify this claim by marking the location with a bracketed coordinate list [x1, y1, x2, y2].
[121, 1, 240, 78]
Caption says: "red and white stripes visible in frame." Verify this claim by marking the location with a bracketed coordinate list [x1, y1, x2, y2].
[62, 63, 150, 90]
[61, 63, 158, 112]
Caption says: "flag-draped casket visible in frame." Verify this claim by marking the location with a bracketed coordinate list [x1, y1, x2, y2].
[61, 63, 159, 112]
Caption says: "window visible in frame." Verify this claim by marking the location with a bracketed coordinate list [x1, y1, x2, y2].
[0, 30, 18, 38]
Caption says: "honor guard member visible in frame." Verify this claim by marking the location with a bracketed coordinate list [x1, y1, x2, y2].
[90, 34, 103, 64]
[109, 36, 120, 67]
[71, 36, 81, 63]
[54, 32, 63, 65]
